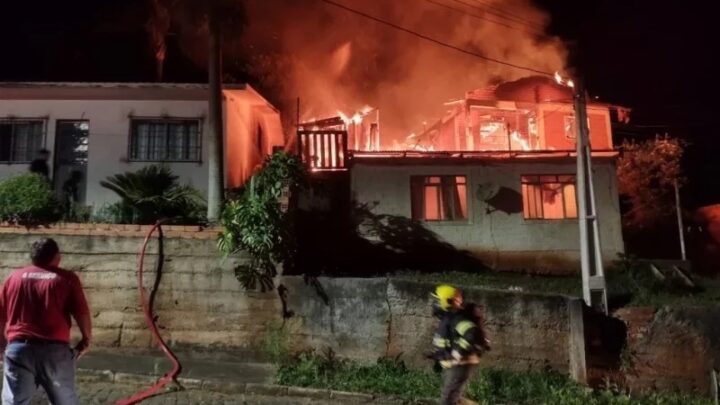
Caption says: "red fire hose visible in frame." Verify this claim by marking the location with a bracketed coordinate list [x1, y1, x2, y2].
[112, 222, 182, 405]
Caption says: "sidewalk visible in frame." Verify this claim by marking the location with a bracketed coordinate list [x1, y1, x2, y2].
[71, 351, 429, 404]
[77, 350, 275, 384]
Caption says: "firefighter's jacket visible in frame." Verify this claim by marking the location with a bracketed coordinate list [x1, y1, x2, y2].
[432, 309, 490, 369]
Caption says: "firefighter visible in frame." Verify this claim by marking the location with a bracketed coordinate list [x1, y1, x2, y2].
[430, 284, 463, 368]
[431, 286, 491, 405]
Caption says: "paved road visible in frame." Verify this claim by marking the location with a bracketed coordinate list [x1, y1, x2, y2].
[24, 383, 350, 404]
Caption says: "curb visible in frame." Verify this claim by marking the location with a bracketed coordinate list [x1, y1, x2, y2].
[76, 369, 439, 404]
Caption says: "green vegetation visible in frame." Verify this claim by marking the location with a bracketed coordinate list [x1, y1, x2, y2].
[277, 353, 712, 405]
[218, 151, 307, 291]
[0, 173, 61, 225]
[396, 255, 720, 308]
[100, 165, 206, 224]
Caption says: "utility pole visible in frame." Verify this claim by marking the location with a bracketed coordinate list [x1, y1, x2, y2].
[573, 79, 608, 314]
[206, 7, 224, 222]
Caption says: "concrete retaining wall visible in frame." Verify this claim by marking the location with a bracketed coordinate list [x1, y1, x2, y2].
[0, 230, 580, 374]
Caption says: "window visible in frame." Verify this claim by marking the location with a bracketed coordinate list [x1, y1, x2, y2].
[411, 176, 468, 221]
[564, 115, 576, 140]
[0, 120, 44, 163]
[129, 119, 200, 161]
[521, 175, 577, 219]
[478, 119, 509, 148]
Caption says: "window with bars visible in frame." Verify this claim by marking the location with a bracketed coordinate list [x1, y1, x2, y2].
[0, 120, 44, 163]
[411, 175, 468, 221]
[129, 119, 201, 162]
[521, 175, 577, 220]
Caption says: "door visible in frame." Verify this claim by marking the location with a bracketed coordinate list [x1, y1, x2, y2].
[54, 120, 89, 204]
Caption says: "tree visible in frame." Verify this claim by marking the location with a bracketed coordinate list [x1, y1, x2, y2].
[144, 0, 246, 222]
[145, 0, 171, 81]
[617, 135, 685, 230]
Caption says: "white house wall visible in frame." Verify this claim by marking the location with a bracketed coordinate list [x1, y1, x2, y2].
[350, 161, 625, 273]
[0, 99, 209, 209]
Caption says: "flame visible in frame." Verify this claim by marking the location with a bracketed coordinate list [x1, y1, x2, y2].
[338, 111, 351, 125]
[554, 71, 575, 89]
[511, 130, 531, 151]
[338, 106, 375, 126]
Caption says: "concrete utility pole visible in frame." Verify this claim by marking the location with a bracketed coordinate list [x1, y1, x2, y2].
[573, 79, 608, 314]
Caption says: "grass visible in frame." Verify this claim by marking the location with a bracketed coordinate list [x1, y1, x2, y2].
[394, 256, 720, 308]
[277, 353, 714, 405]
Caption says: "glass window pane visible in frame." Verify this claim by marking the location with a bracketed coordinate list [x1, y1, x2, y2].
[563, 184, 578, 218]
[456, 183, 467, 219]
[424, 185, 440, 220]
[541, 184, 564, 219]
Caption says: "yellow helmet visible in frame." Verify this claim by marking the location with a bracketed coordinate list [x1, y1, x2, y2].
[431, 284, 458, 311]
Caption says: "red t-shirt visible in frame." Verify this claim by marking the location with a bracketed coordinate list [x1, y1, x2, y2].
[0, 265, 90, 343]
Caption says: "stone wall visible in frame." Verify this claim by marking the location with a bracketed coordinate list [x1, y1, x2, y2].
[616, 306, 720, 396]
[0, 229, 579, 373]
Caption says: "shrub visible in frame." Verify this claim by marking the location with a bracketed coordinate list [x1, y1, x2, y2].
[100, 165, 206, 224]
[218, 151, 307, 290]
[0, 173, 60, 225]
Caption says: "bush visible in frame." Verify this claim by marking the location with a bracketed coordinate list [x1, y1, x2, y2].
[0, 173, 60, 225]
[218, 151, 307, 290]
[100, 165, 206, 224]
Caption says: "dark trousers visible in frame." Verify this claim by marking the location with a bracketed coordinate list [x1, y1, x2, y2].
[441, 364, 477, 405]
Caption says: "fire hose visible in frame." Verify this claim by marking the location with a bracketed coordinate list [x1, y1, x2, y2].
[112, 222, 182, 405]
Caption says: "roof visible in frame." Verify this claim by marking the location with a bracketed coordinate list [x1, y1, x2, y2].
[0, 82, 256, 102]
[465, 76, 631, 112]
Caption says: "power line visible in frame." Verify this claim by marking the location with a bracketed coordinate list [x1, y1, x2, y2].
[423, 0, 544, 35]
[467, 0, 545, 30]
[318, 0, 554, 77]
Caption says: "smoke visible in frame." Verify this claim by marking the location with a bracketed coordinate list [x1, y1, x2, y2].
[239, 0, 567, 143]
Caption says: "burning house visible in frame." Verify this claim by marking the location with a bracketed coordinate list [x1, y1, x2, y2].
[299, 76, 627, 273]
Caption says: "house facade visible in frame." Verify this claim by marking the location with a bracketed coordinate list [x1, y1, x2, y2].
[0, 83, 284, 210]
[333, 76, 626, 273]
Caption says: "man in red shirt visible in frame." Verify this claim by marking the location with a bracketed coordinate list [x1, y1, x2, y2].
[0, 238, 92, 405]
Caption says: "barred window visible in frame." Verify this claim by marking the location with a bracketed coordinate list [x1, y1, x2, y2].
[129, 119, 200, 161]
[411, 176, 468, 221]
[0, 120, 44, 163]
[521, 175, 577, 219]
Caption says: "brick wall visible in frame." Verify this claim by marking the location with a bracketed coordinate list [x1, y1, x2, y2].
[615, 307, 720, 395]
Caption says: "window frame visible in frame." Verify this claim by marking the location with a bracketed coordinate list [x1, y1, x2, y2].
[410, 174, 470, 223]
[0, 118, 47, 164]
[521, 174, 578, 220]
[127, 117, 203, 163]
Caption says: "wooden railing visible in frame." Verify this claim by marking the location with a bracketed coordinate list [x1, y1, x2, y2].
[297, 130, 349, 171]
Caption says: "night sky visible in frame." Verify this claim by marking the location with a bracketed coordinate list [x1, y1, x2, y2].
[1, 0, 717, 207]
